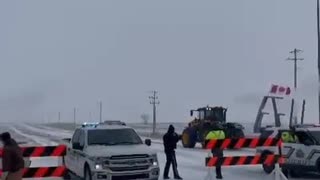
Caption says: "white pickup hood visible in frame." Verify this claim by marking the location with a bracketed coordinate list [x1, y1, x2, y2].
[84, 144, 156, 157]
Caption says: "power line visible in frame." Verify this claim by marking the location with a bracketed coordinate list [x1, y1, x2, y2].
[149, 90, 160, 135]
[287, 48, 304, 89]
[317, 0, 320, 123]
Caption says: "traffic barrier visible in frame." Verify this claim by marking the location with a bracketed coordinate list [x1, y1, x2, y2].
[0, 145, 66, 157]
[204, 137, 287, 180]
[0, 166, 67, 178]
[205, 154, 284, 167]
[0, 145, 67, 179]
[205, 137, 282, 149]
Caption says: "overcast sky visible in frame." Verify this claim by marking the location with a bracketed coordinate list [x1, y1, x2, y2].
[0, 0, 319, 126]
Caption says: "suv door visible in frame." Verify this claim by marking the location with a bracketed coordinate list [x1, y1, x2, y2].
[67, 129, 81, 174]
[285, 131, 316, 167]
[76, 130, 87, 177]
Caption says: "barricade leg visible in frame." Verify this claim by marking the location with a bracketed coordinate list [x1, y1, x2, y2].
[204, 151, 215, 180]
[269, 164, 288, 180]
[204, 167, 215, 180]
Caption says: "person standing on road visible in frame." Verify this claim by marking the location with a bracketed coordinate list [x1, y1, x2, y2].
[205, 125, 225, 179]
[1, 132, 24, 180]
[163, 125, 183, 180]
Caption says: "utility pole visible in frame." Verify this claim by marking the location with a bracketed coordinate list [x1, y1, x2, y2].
[287, 48, 304, 89]
[149, 91, 160, 135]
[73, 108, 77, 129]
[317, 0, 320, 123]
[99, 101, 103, 123]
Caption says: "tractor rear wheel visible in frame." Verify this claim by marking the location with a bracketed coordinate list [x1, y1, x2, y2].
[182, 127, 197, 148]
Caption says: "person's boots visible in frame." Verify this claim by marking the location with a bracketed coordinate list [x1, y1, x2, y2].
[163, 176, 170, 179]
[216, 175, 223, 179]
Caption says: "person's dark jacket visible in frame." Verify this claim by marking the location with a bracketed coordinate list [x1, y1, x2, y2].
[2, 139, 24, 172]
[163, 125, 181, 152]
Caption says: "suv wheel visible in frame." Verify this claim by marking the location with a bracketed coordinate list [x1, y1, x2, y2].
[84, 166, 92, 180]
[290, 170, 301, 178]
[317, 158, 320, 173]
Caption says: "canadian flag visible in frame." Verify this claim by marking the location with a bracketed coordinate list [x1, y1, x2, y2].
[269, 84, 291, 96]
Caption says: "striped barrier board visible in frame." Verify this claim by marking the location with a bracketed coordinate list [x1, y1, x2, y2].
[0, 145, 66, 157]
[0, 167, 67, 178]
[205, 138, 281, 150]
[205, 155, 284, 167]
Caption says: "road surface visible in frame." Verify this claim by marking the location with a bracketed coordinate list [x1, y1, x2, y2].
[0, 123, 317, 180]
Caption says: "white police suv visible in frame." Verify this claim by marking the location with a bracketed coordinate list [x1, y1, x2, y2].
[256, 124, 320, 177]
[281, 124, 320, 177]
[64, 121, 160, 180]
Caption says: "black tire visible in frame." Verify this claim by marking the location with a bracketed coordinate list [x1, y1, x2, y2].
[233, 129, 245, 138]
[84, 165, 92, 180]
[63, 169, 72, 180]
[262, 152, 275, 174]
[317, 158, 320, 173]
[290, 170, 301, 178]
[226, 128, 244, 139]
[182, 127, 197, 148]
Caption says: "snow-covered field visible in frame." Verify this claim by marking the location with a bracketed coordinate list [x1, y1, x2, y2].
[1, 123, 318, 180]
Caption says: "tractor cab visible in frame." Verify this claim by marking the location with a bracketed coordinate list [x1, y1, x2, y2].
[190, 106, 227, 123]
[183, 105, 244, 149]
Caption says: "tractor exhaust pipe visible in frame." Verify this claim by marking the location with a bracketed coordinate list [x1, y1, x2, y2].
[301, 99, 306, 124]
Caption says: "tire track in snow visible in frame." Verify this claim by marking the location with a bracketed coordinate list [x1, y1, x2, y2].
[10, 126, 57, 146]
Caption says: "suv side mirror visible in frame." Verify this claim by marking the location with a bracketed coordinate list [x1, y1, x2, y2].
[145, 139, 151, 146]
[73, 142, 82, 150]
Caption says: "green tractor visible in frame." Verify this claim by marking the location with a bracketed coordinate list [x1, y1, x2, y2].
[181, 106, 245, 148]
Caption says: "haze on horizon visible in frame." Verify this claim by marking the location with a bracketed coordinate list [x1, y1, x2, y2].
[0, 0, 319, 126]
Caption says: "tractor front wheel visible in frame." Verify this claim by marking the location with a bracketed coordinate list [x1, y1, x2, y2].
[182, 127, 197, 148]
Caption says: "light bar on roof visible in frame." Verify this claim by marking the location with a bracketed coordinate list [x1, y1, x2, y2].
[82, 122, 99, 128]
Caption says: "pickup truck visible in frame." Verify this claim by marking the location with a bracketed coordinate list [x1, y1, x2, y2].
[63, 122, 160, 180]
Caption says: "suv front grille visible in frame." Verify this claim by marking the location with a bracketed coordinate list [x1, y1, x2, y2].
[106, 154, 152, 172]
[110, 159, 149, 165]
[110, 165, 149, 172]
[110, 154, 149, 160]
[112, 173, 149, 180]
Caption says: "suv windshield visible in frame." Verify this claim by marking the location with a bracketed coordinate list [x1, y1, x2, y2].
[308, 131, 320, 144]
[88, 129, 143, 145]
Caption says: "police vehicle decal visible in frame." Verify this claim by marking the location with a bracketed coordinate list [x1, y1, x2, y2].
[283, 146, 295, 158]
[295, 149, 305, 158]
[306, 149, 320, 160]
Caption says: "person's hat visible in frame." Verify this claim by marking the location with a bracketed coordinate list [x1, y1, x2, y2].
[0, 132, 11, 141]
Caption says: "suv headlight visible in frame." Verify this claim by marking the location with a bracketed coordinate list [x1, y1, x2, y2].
[150, 154, 158, 166]
[95, 164, 103, 170]
[89, 157, 110, 170]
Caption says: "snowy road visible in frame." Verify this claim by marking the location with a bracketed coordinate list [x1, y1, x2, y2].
[1, 123, 318, 180]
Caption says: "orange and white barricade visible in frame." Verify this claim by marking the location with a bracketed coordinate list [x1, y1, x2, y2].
[204, 138, 287, 180]
[0, 145, 67, 179]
